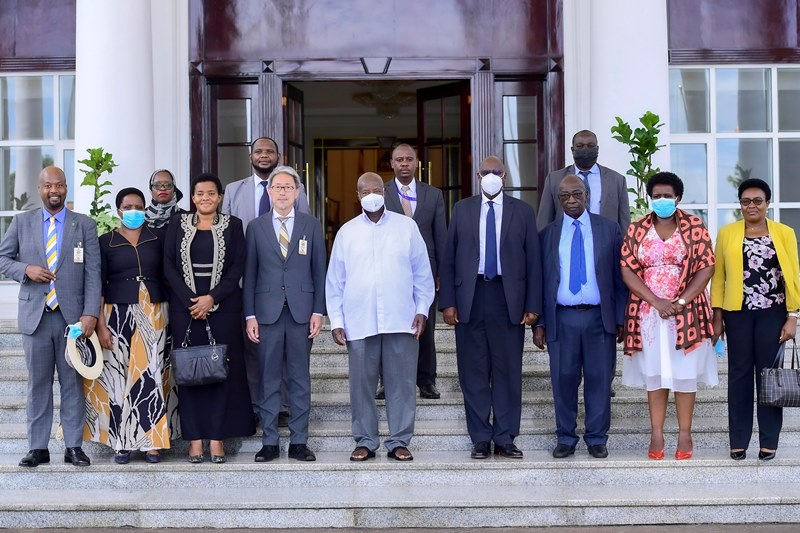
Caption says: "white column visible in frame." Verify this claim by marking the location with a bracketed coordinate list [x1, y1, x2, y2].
[74, 0, 155, 213]
[563, 0, 671, 177]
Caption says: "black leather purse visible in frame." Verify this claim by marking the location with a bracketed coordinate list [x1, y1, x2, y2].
[759, 340, 800, 408]
[171, 320, 229, 386]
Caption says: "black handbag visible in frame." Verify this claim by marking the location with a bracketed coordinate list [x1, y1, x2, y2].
[171, 320, 229, 386]
[759, 340, 800, 408]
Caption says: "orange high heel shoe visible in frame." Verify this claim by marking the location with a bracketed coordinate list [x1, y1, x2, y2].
[648, 449, 665, 460]
[675, 449, 693, 460]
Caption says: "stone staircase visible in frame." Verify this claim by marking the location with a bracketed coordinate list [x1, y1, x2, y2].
[0, 319, 799, 528]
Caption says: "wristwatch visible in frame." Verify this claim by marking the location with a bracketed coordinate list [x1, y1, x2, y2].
[677, 297, 687, 306]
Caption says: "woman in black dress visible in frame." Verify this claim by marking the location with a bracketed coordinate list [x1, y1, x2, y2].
[163, 173, 255, 463]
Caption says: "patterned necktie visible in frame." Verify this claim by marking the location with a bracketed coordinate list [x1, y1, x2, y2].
[484, 201, 497, 280]
[579, 170, 592, 209]
[278, 216, 290, 259]
[258, 180, 270, 216]
[569, 219, 587, 295]
[400, 185, 413, 217]
[45, 216, 59, 310]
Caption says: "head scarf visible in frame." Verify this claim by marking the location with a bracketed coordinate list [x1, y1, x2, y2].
[145, 169, 184, 228]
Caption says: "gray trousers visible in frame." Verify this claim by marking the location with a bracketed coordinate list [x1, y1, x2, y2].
[244, 331, 291, 414]
[23, 309, 85, 449]
[256, 306, 312, 445]
[348, 333, 418, 452]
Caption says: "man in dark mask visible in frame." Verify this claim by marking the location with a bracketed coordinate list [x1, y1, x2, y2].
[537, 130, 630, 232]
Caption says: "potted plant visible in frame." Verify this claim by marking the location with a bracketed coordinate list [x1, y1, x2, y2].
[78, 148, 120, 235]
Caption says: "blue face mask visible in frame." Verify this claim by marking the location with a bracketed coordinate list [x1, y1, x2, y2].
[121, 209, 146, 229]
[651, 198, 677, 218]
[65, 323, 83, 339]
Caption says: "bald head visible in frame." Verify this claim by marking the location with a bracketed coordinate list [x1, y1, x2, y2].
[357, 172, 384, 195]
[479, 156, 505, 174]
[38, 166, 68, 214]
[558, 174, 588, 219]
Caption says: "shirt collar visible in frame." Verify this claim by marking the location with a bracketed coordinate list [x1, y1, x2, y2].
[272, 208, 295, 221]
[253, 175, 269, 188]
[42, 207, 66, 223]
[563, 209, 591, 227]
[481, 192, 504, 206]
[573, 163, 600, 175]
[395, 178, 417, 193]
[361, 209, 388, 225]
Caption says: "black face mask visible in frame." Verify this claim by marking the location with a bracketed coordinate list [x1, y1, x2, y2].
[573, 147, 599, 170]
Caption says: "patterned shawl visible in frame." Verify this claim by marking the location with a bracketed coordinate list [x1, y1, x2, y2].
[146, 187, 184, 229]
[620, 209, 716, 355]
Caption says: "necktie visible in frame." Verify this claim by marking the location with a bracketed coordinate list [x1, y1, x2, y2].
[258, 180, 270, 216]
[484, 201, 497, 280]
[278, 216, 290, 259]
[400, 185, 413, 217]
[45, 216, 59, 310]
[569, 219, 587, 295]
[579, 170, 592, 209]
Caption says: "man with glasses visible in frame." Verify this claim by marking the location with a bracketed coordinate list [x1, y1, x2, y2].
[439, 156, 542, 460]
[378, 144, 447, 400]
[533, 175, 627, 459]
[243, 166, 326, 462]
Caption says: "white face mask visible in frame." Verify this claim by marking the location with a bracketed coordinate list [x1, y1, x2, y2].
[360, 192, 385, 213]
[480, 173, 503, 196]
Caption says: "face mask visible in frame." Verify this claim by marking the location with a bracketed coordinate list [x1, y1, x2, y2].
[121, 209, 146, 229]
[65, 323, 83, 340]
[360, 193, 385, 213]
[573, 147, 599, 170]
[651, 198, 677, 218]
[480, 173, 503, 196]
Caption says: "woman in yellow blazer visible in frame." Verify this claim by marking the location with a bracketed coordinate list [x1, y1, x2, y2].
[711, 178, 800, 462]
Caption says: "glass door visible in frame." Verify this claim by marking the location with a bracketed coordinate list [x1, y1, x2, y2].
[283, 83, 312, 211]
[209, 81, 260, 188]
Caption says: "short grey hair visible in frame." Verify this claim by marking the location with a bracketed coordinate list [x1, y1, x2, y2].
[268, 165, 302, 188]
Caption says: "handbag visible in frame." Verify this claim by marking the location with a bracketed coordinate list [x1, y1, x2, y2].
[171, 319, 229, 386]
[759, 340, 800, 408]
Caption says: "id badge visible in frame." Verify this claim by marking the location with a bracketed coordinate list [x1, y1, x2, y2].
[298, 238, 308, 256]
[73, 242, 84, 264]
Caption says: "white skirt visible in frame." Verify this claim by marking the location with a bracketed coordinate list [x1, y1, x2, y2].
[622, 307, 719, 392]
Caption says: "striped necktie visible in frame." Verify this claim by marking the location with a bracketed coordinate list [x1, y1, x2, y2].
[278, 216, 290, 259]
[45, 216, 59, 310]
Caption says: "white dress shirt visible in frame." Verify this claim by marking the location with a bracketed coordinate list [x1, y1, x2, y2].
[325, 210, 435, 341]
[271, 208, 295, 240]
[574, 164, 601, 215]
[394, 177, 417, 215]
[556, 209, 601, 305]
[478, 193, 503, 276]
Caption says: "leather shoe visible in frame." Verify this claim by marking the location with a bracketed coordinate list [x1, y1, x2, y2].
[419, 383, 441, 399]
[470, 441, 491, 460]
[552, 443, 576, 459]
[288, 444, 316, 462]
[730, 450, 747, 461]
[758, 450, 776, 461]
[375, 385, 385, 400]
[64, 447, 91, 466]
[587, 444, 609, 458]
[494, 443, 524, 459]
[255, 445, 280, 462]
[19, 449, 49, 467]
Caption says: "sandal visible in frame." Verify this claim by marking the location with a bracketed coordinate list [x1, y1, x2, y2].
[387, 446, 414, 461]
[349, 446, 376, 462]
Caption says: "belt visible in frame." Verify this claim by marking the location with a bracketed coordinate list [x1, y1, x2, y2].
[123, 276, 157, 282]
[44, 306, 57, 313]
[557, 304, 600, 310]
[477, 275, 502, 282]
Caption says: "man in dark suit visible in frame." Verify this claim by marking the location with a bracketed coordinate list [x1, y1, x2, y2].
[0, 166, 101, 467]
[243, 166, 326, 463]
[537, 130, 630, 231]
[439, 156, 542, 460]
[381, 144, 447, 400]
[533, 175, 627, 459]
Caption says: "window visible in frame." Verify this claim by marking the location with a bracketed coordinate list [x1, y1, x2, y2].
[669, 66, 800, 240]
[0, 73, 75, 244]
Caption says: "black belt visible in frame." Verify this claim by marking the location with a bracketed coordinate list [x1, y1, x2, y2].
[44, 306, 57, 313]
[557, 304, 599, 310]
[123, 276, 157, 282]
[477, 275, 502, 282]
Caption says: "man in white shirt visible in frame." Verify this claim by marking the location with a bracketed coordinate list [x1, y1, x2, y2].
[326, 172, 434, 462]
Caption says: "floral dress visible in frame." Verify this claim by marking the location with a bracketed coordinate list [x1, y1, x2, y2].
[622, 225, 718, 392]
[742, 236, 785, 309]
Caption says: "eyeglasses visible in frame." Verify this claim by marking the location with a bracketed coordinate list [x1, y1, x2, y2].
[151, 182, 174, 191]
[739, 198, 766, 206]
[478, 169, 506, 177]
[270, 185, 296, 192]
[558, 191, 586, 201]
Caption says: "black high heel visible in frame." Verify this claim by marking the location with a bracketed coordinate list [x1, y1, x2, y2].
[758, 450, 776, 461]
[730, 450, 746, 461]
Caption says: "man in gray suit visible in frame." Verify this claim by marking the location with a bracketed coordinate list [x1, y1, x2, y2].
[243, 166, 326, 463]
[537, 130, 630, 231]
[0, 166, 101, 467]
[221, 136, 310, 422]
[381, 144, 447, 400]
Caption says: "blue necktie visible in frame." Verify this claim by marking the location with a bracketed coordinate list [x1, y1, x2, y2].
[258, 180, 270, 216]
[569, 219, 586, 295]
[484, 201, 497, 280]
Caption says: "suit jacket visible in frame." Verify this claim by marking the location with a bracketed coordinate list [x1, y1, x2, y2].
[242, 211, 326, 325]
[537, 164, 631, 231]
[439, 194, 542, 323]
[222, 176, 310, 227]
[0, 208, 102, 335]
[538, 213, 628, 342]
[384, 179, 447, 277]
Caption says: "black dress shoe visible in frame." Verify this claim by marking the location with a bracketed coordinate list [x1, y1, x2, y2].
[470, 441, 491, 460]
[375, 385, 385, 400]
[19, 449, 50, 467]
[494, 443, 524, 459]
[730, 450, 747, 461]
[419, 383, 441, 399]
[255, 445, 280, 462]
[587, 444, 609, 458]
[64, 447, 91, 466]
[758, 450, 776, 461]
[552, 443, 576, 458]
[288, 444, 316, 462]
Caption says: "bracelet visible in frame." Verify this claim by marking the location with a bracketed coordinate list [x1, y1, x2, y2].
[787, 312, 799, 319]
